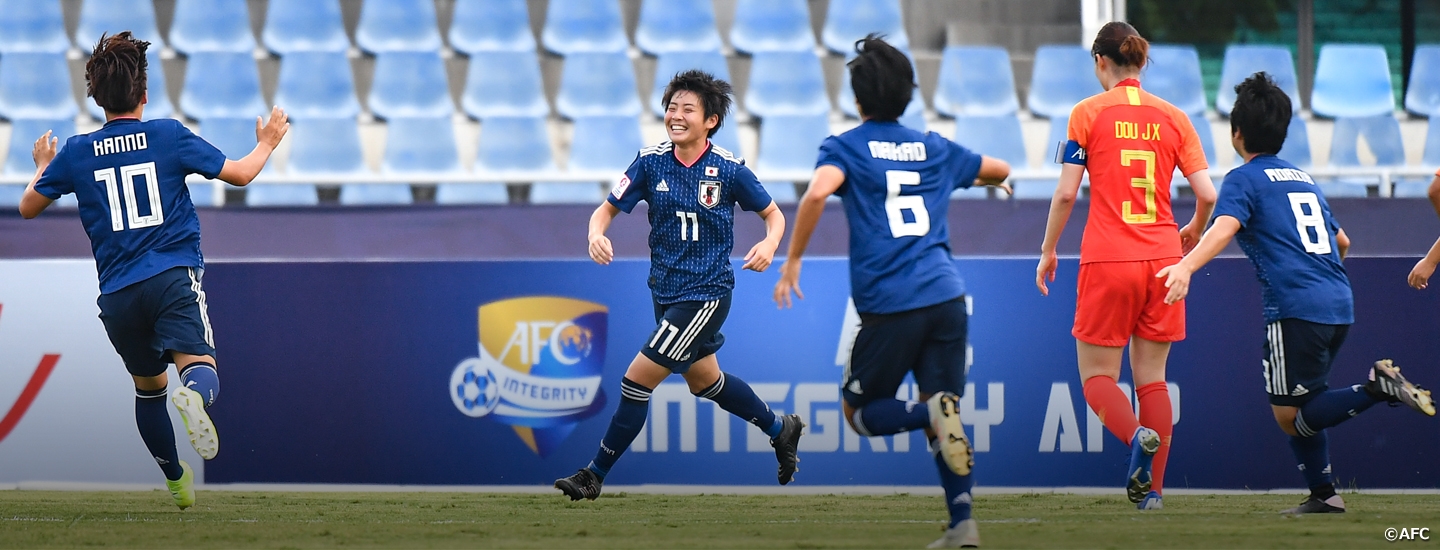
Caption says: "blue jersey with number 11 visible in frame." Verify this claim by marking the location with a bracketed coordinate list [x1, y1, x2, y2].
[33, 118, 227, 294]
[817, 120, 983, 315]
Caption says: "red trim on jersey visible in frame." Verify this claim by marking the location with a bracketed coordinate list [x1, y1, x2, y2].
[674, 140, 712, 168]
[1116, 78, 1141, 88]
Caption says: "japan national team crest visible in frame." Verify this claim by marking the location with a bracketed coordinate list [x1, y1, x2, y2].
[698, 181, 721, 208]
[449, 297, 608, 456]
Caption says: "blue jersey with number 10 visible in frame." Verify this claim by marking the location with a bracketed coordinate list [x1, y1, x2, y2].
[33, 118, 227, 294]
[817, 120, 983, 315]
[1212, 154, 1353, 325]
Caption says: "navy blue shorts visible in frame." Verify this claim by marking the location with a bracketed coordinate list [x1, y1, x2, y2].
[641, 294, 730, 373]
[1264, 318, 1349, 407]
[843, 297, 968, 408]
[97, 266, 216, 378]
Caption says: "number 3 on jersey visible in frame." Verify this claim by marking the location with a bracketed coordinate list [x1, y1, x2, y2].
[1287, 192, 1332, 254]
[1120, 149, 1157, 224]
[96, 161, 163, 232]
[885, 170, 930, 237]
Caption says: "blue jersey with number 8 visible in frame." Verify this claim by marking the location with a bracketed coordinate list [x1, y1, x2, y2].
[33, 118, 226, 294]
[816, 120, 983, 315]
[1212, 154, 1353, 325]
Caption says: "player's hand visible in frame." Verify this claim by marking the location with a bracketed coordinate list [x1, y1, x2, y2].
[1156, 263, 1192, 305]
[588, 234, 613, 265]
[1035, 250, 1058, 296]
[1178, 222, 1202, 254]
[31, 130, 58, 169]
[1409, 258, 1437, 290]
[742, 239, 777, 272]
[993, 182, 1013, 196]
[255, 106, 290, 149]
[774, 260, 804, 309]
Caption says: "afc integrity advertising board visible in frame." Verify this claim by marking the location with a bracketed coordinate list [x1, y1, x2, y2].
[1, 259, 1436, 488]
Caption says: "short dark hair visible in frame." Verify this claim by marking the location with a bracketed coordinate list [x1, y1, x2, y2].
[847, 34, 914, 121]
[1229, 72, 1291, 156]
[1091, 21, 1148, 69]
[86, 31, 150, 114]
[661, 70, 733, 138]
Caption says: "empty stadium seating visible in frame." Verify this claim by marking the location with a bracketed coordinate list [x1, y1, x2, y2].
[448, 0, 537, 55]
[180, 51, 266, 120]
[75, 0, 163, 47]
[729, 0, 815, 54]
[1278, 116, 1313, 168]
[953, 115, 1027, 168]
[635, 0, 722, 55]
[368, 51, 454, 119]
[1028, 45, 1103, 119]
[755, 113, 831, 176]
[1312, 44, 1395, 118]
[356, 0, 443, 53]
[542, 0, 628, 55]
[650, 51, 731, 117]
[169, 0, 256, 54]
[277, 117, 362, 206]
[1406, 45, 1440, 117]
[934, 46, 1020, 117]
[1326, 114, 1405, 197]
[822, 0, 908, 54]
[569, 116, 645, 171]
[263, 0, 349, 54]
[745, 52, 830, 118]
[1216, 45, 1302, 116]
[275, 51, 361, 120]
[556, 52, 642, 119]
[1142, 45, 1206, 116]
[0, 53, 77, 120]
[463, 51, 549, 119]
[1, 118, 77, 208]
[0, 0, 69, 54]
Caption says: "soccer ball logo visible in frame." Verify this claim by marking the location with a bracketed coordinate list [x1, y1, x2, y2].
[550, 322, 594, 365]
[450, 359, 499, 418]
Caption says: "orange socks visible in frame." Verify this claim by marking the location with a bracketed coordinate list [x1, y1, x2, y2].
[1082, 376, 1141, 446]
[1136, 381, 1172, 494]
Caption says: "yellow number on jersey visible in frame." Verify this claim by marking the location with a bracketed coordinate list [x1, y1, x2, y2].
[1120, 149, 1157, 224]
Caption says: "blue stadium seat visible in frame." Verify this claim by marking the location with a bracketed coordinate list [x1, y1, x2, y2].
[934, 46, 1019, 117]
[556, 52, 642, 118]
[756, 114, 830, 174]
[275, 52, 360, 120]
[199, 117, 316, 207]
[2, 119, 77, 207]
[440, 116, 548, 204]
[436, 183, 509, 205]
[1311, 44, 1395, 118]
[745, 51, 830, 118]
[1425, 117, 1440, 166]
[340, 184, 414, 205]
[169, 0, 256, 54]
[1043, 115, 1069, 167]
[86, 50, 175, 121]
[180, 52, 265, 119]
[463, 51, 548, 119]
[1009, 179, 1057, 200]
[711, 122, 742, 160]
[530, 182, 606, 204]
[568, 116, 644, 171]
[635, 0, 721, 55]
[1215, 45, 1300, 116]
[762, 182, 798, 204]
[1028, 45, 1103, 119]
[822, 0, 907, 54]
[953, 115, 1026, 167]
[382, 116, 460, 174]
[449, 0, 535, 54]
[542, 0, 628, 55]
[650, 51, 731, 116]
[1324, 114, 1403, 197]
[1405, 45, 1440, 117]
[0, 0, 69, 54]
[368, 51, 453, 119]
[1142, 45, 1206, 116]
[1188, 114, 1217, 166]
[76, 0, 163, 47]
[200, 117, 258, 159]
[263, 0, 349, 54]
[730, 0, 814, 54]
[1392, 119, 1435, 195]
[1277, 115, 1312, 167]
[289, 117, 367, 175]
[356, 0, 443, 53]
[0, 53, 77, 120]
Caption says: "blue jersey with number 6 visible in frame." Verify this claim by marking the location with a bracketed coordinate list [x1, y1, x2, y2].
[816, 120, 983, 315]
[33, 118, 226, 294]
[1212, 154, 1353, 325]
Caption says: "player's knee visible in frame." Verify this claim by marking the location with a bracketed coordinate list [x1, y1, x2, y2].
[1271, 406, 1300, 436]
[178, 361, 220, 407]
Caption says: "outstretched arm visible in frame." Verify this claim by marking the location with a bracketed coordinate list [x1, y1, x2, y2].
[588, 201, 621, 265]
[1156, 215, 1241, 304]
[742, 202, 785, 272]
[18, 131, 58, 219]
[216, 106, 289, 187]
[774, 165, 843, 308]
[1036, 163, 1085, 296]
[1179, 170, 1218, 253]
[974, 156, 1013, 195]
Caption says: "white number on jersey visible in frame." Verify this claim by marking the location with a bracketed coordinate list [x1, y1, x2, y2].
[675, 211, 699, 241]
[884, 170, 930, 238]
[96, 162, 163, 232]
[1286, 192, 1332, 255]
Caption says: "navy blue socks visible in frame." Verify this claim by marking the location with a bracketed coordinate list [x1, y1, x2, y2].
[696, 372, 782, 438]
[1288, 430, 1333, 495]
[135, 386, 183, 481]
[931, 437, 973, 528]
[851, 399, 929, 436]
[179, 362, 220, 407]
[588, 377, 652, 479]
[1293, 385, 1379, 436]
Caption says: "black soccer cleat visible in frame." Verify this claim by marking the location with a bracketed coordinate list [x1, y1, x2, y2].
[555, 468, 603, 501]
[1366, 360, 1436, 416]
[1280, 494, 1346, 514]
[771, 414, 805, 485]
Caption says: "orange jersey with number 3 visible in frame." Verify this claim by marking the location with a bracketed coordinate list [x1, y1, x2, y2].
[1067, 78, 1207, 263]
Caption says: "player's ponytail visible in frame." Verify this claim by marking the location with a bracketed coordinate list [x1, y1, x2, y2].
[86, 31, 150, 115]
[1091, 22, 1148, 70]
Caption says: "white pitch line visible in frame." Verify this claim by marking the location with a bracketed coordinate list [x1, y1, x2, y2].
[5, 482, 1439, 495]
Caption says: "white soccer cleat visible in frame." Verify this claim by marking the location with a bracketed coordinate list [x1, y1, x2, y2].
[927, 518, 981, 548]
[172, 386, 218, 460]
[928, 392, 973, 476]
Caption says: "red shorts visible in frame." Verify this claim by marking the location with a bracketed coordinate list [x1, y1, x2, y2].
[1073, 258, 1186, 347]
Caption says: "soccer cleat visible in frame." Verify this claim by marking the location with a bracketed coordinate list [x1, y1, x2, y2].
[1281, 494, 1346, 514]
[555, 468, 603, 501]
[771, 414, 805, 485]
[1137, 491, 1163, 510]
[1366, 360, 1436, 416]
[1125, 427, 1161, 503]
[926, 518, 981, 548]
[927, 392, 974, 476]
[166, 460, 195, 510]
[172, 386, 218, 460]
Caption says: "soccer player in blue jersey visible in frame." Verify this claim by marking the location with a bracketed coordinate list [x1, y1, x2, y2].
[18, 32, 288, 509]
[1158, 73, 1435, 514]
[555, 70, 802, 501]
[774, 35, 1011, 548]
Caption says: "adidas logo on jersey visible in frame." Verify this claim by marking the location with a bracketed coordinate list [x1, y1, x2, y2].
[1291, 384, 1309, 396]
[656, 179, 669, 192]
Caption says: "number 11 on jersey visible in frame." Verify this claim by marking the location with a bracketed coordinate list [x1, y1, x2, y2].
[676, 211, 699, 241]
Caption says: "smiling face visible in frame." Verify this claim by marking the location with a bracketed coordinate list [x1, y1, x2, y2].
[665, 90, 718, 148]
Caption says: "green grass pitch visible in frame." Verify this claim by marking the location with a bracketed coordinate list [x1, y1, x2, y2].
[1, 491, 1434, 548]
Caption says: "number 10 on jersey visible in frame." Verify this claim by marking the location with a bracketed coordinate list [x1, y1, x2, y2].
[96, 161, 163, 232]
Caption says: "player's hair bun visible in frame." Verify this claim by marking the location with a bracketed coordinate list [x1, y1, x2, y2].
[1118, 35, 1149, 69]
[1091, 22, 1148, 69]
